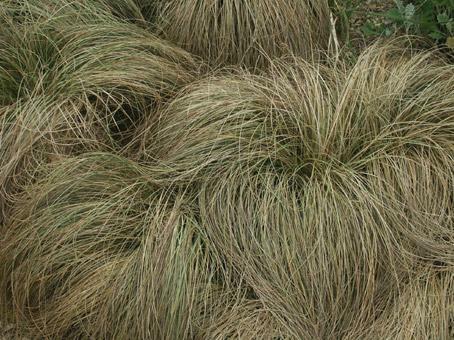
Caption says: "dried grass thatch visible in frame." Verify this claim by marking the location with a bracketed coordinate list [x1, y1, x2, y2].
[358, 270, 453, 339]
[156, 0, 332, 68]
[138, 41, 453, 337]
[1, 41, 452, 339]
[0, 154, 213, 339]
[0, 0, 201, 222]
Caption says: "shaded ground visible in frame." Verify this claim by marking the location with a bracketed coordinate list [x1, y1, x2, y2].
[344, 0, 396, 51]
[350, 0, 395, 37]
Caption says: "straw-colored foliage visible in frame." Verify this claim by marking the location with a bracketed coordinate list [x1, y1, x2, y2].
[1, 34, 452, 338]
[136, 43, 454, 338]
[0, 0, 200, 221]
[156, 0, 332, 68]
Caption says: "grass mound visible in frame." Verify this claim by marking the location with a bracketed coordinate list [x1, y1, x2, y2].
[0, 1, 452, 337]
[0, 153, 288, 338]
[0, 154, 212, 339]
[137, 42, 453, 337]
[0, 0, 201, 221]
[111, 0, 159, 23]
[362, 270, 453, 339]
[156, 0, 332, 68]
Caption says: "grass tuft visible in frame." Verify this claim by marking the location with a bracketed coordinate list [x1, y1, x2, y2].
[156, 0, 332, 68]
[0, 2, 452, 338]
[0, 0, 202, 221]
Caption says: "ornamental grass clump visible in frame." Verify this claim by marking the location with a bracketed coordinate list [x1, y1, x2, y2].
[0, 154, 214, 339]
[359, 270, 453, 339]
[1, 41, 452, 338]
[156, 0, 332, 68]
[138, 42, 453, 337]
[0, 0, 201, 221]
[105, 0, 159, 24]
[0, 0, 453, 335]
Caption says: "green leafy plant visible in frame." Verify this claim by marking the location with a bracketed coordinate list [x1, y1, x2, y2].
[362, 0, 454, 48]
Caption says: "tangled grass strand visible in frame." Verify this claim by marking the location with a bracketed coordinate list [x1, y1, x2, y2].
[156, 0, 331, 68]
[0, 2, 452, 335]
[0, 0, 202, 222]
[136, 41, 453, 337]
[359, 270, 454, 339]
[0, 154, 215, 339]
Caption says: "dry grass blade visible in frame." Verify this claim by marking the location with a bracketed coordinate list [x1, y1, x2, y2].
[0, 2, 452, 335]
[357, 269, 454, 339]
[136, 40, 453, 338]
[0, 153, 214, 339]
[157, 0, 332, 69]
[0, 0, 202, 222]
